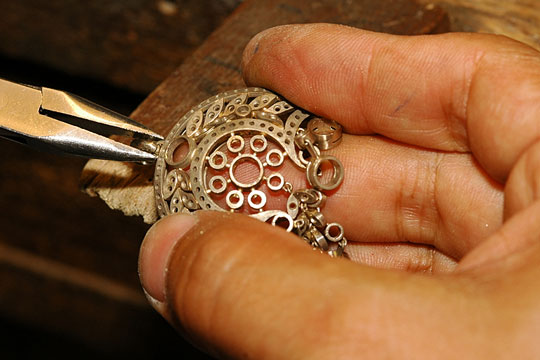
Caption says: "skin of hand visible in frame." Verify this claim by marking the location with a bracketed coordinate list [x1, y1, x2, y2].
[138, 24, 540, 359]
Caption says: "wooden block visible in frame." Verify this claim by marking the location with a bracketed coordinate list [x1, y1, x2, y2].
[80, 0, 449, 223]
[419, 0, 540, 50]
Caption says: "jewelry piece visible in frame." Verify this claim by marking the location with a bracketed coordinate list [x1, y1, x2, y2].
[153, 88, 347, 257]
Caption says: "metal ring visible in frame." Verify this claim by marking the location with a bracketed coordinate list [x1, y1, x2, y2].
[247, 190, 267, 210]
[165, 135, 195, 168]
[266, 149, 284, 167]
[235, 104, 251, 117]
[309, 227, 329, 251]
[227, 135, 244, 153]
[250, 135, 267, 153]
[306, 117, 342, 150]
[208, 151, 227, 170]
[266, 173, 284, 191]
[271, 213, 294, 232]
[209, 175, 227, 194]
[325, 223, 344, 242]
[226, 190, 244, 209]
[306, 155, 344, 191]
[229, 154, 264, 189]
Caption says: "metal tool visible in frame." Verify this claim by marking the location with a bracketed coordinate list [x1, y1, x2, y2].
[0, 80, 348, 256]
[0, 78, 163, 163]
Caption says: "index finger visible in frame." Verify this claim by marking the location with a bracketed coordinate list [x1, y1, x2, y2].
[241, 24, 540, 182]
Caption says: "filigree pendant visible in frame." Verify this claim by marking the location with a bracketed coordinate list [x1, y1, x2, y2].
[153, 88, 347, 256]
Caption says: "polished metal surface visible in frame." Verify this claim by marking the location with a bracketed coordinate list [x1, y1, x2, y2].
[0, 78, 162, 162]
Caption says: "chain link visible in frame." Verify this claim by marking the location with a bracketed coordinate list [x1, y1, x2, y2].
[289, 123, 347, 257]
[287, 187, 347, 257]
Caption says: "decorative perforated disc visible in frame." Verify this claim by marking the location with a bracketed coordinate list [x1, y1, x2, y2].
[153, 88, 347, 256]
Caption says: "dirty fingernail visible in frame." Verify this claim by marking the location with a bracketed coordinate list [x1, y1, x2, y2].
[139, 214, 197, 302]
[242, 37, 261, 69]
[242, 28, 275, 68]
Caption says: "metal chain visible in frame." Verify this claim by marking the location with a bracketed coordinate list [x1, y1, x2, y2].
[288, 125, 347, 257]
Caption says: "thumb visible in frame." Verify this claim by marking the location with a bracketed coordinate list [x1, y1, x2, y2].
[138, 211, 488, 359]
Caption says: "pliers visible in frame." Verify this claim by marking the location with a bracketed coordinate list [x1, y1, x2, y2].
[0, 78, 163, 163]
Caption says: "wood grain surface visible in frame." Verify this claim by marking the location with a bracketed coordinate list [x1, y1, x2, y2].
[421, 0, 540, 50]
[0, 0, 239, 93]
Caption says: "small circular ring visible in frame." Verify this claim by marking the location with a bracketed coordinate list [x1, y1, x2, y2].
[325, 223, 344, 242]
[306, 118, 343, 150]
[209, 175, 227, 194]
[229, 154, 264, 189]
[306, 155, 344, 191]
[247, 190, 267, 210]
[250, 135, 267, 153]
[310, 228, 329, 251]
[226, 190, 244, 210]
[165, 135, 195, 168]
[266, 173, 284, 191]
[271, 213, 294, 232]
[235, 104, 251, 117]
[208, 151, 227, 170]
[266, 149, 284, 167]
[227, 135, 245, 153]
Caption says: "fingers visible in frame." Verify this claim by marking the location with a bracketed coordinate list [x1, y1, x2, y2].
[458, 201, 540, 272]
[320, 135, 503, 259]
[236, 133, 502, 259]
[476, 138, 540, 268]
[139, 212, 488, 359]
[345, 242, 457, 273]
[139, 215, 197, 302]
[242, 24, 540, 182]
[504, 140, 540, 219]
[214, 132, 502, 259]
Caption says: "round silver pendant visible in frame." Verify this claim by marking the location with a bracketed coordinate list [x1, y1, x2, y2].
[153, 88, 347, 256]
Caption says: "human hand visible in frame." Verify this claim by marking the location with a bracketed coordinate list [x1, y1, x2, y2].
[139, 24, 540, 359]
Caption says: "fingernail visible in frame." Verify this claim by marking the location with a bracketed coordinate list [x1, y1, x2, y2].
[139, 214, 197, 302]
[242, 25, 300, 72]
[242, 35, 262, 69]
[242, 27, 277, 69]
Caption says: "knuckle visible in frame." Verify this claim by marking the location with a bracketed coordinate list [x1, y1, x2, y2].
[404, 247, 435, 274]
[395, 153, 441, 244]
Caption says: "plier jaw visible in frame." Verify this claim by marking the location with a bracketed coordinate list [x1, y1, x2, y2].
[0, 78, 163, 163]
